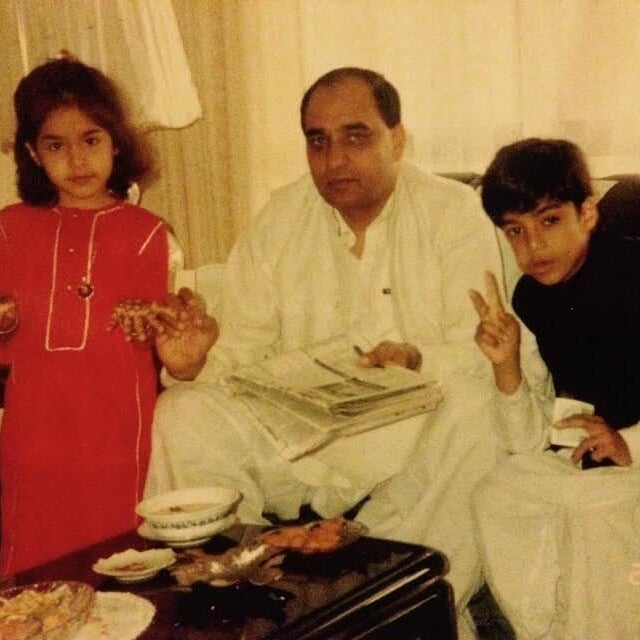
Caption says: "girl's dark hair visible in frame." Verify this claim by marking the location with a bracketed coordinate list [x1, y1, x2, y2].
[300, 67, 401, 130]
[481, 138, 593, 226]
[13, 57, 155, 206]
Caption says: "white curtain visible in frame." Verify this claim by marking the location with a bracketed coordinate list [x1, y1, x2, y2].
[10, 0, 201, 130]
[2, 0, 640, 265]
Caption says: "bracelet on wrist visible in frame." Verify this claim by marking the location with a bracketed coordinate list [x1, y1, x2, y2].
[0, 319, 19, 336]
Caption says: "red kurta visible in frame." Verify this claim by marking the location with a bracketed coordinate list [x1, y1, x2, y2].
[0, 201, 169, 576]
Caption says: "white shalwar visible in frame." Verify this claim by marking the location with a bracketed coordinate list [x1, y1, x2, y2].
[146, 163, 504, 638]
[472, 329, 640, 639]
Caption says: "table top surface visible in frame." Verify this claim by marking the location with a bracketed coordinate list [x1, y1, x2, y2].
[7, 523, 449, 639]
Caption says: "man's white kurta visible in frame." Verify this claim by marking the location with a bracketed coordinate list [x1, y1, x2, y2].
[190, 162, 502, 382]
[147, 163, 504, 635]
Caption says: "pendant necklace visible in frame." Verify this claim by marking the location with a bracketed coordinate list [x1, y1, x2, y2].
[77, 248, 97, 299]
[77, 278, 94, 298]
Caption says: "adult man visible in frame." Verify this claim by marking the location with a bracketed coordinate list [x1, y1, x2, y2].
[148, 68, 503, 638]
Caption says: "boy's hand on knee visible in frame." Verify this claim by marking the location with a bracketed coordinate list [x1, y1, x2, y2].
[559, 414, 633, 466]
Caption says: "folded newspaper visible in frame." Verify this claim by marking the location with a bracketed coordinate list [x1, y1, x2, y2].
[225, 338, 443, 460]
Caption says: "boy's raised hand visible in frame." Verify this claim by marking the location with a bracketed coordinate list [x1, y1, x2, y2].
[469, 271, 522, 394]
[469, 271, 520, 365]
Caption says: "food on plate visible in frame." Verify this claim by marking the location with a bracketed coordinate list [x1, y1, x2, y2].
[171, 543, 285, 587]
[92, 547, 176, 583]
[150, 502, 214, 516]
[261, 516, 364, 554]
[0, 581, 94, 639]
[111, 561, 148, 572]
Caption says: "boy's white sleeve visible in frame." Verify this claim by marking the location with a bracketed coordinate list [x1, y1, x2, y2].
[620, 425, 640, 467]
[495, 319, 554, 453]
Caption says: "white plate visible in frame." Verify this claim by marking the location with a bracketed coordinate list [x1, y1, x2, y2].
[76, 592, 155, 640]
[92, 548, 176, 583]
[137, 512, 237, 548]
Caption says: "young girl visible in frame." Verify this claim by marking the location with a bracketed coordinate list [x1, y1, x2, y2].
[0, 57, 179, 575]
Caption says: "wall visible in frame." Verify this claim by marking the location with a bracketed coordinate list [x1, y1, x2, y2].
[0, 152, 16, 210]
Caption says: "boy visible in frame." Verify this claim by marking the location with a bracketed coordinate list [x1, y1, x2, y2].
[469, 138, 640, 639]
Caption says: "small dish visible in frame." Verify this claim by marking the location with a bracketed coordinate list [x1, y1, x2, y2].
[137, 512, 237, 548]
[92, 548, 176, 583]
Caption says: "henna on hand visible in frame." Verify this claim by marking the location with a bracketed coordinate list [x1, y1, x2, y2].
[109, 299, 175, 344]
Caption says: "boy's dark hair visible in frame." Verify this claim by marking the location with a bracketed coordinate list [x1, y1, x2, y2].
[481, 138, 593, 226]
[13, 57, 155, 206]
[300, 67, 401, 130]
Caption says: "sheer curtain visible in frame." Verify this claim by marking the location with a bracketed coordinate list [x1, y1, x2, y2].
[0, 0, 205, 256]
[9, 0, 201, 129]
[2, 1, 640, 265]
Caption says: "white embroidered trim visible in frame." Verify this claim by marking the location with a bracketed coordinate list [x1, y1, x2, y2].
[45, 206, 121, 352]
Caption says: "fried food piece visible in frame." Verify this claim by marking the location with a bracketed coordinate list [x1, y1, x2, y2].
[262, 517, 347, 554]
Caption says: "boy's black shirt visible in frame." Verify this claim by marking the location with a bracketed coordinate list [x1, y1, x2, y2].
[513, 231, 640, 431]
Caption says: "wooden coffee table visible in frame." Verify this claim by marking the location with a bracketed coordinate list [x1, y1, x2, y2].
[10, 523, 457, 639]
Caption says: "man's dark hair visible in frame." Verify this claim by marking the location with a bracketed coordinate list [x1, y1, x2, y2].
[481, 138, 593, 226]
[300, 67, 401, 130]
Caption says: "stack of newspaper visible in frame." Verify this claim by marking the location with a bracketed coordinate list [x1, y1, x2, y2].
[225, 337, 443, 460]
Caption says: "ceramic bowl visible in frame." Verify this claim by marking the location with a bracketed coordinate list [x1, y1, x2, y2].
[136, 487, 240, 535]
[138, 512, 238, 547]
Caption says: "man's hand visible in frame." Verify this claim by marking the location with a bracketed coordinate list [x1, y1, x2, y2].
[469, 271, 522, 393]
[556, 414, 633, 466]
[0, 295, 18, 341]
[155, 287, 219, 380]
[357, 340, 422, 371]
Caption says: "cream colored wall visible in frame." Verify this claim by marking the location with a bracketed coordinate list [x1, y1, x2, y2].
[0, 153, 16, 209]
[0, 1, 21, 210]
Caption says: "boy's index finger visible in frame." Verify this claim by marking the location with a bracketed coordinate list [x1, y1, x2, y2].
[484, 271, 505, 317]
[468, 288, 489, 319]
